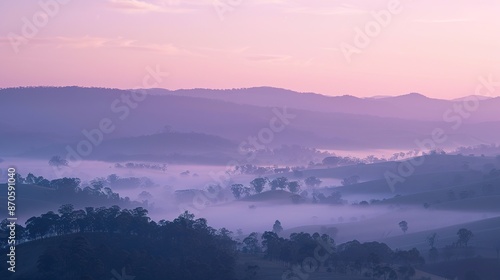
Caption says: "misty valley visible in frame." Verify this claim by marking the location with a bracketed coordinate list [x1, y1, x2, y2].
[1, 87, 500, 279]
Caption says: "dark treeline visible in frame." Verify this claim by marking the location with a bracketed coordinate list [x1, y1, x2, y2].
[1, 204, 425, 280]
[1, 205, 236, 280]
[242, 230, 424, 279]
[13, 173, 147, 208]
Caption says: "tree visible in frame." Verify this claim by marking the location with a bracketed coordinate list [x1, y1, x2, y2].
[272, 220, 283, 234]
[457, 228, 473, 247]
[304, 176, 322, 188]
[427, 233, 439, 262]
[341, 175, 360, 186]
[322, 156, 342, 166]
[231, 184, 244, 199]
[250, 178, 266, 193]
[49, 156, 68, 168]
[242, 232, 261, 253]
[427, 233, 437, 248]
[50, 177, 81, 192]
[287, 181, 300, 193]
[399, 221, 408, 234]
[270, 177, 288, 191]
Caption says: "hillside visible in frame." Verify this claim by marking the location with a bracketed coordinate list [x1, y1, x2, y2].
[150, 87, 500, 123]
[2, 87, 500, 159]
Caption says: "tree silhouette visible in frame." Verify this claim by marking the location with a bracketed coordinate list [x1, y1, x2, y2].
[427, 233, 439, 262]
[304, 176, 322, 188]
[341, 175, 360, 186]
[242, 232, 261, 253]
[8, 203, 434, 280]
[457, 228, 473, 247]
[272, 220, 283, 234]
[287, 181, 300, 193]
[250, 177, 267, 193]
[230, 184, 244, 199]
[270, 177, 288, 191]
[399, 221, 408, 234]
[19, 206, 239, 280]
[49, 155, 69, 168]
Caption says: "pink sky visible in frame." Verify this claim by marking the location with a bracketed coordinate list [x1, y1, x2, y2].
[1, 0, 499, 99]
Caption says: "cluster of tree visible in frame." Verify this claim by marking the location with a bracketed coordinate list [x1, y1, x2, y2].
[341, 175, 360, 186]
[95, 174, 155, 189]
[249, 145, 330, 166]
[425, 228, 475, 263]
[1, 204, 152, 241]
[312, 191, 345, 205]
[0, 206, 237, 280]
[243, 230, 335, 264]
[114, 162, 167, 171]
[322, 156, 364, 167]
[447, 180, 500, 203]
[230, 164, 307, 176]
[229, 176, 326, 201]
[321, 154, 397, 167]
[14, 173, 137, 204]
[453, 144, 500, 157]
[48, 155, 68, 168]
[231, 164, 274, 176]
[321, 150, 463, 170]
[241, 228, 424, 279]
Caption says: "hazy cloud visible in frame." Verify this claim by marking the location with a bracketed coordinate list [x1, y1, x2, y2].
[0, 36, 194, 55]
[107, 0, 193, 13]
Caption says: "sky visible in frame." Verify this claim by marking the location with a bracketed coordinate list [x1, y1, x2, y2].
[1, 0, 500, 99]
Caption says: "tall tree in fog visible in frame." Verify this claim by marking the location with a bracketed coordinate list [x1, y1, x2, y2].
[399, 221, 408, 234]
[457, 228, 473, 247]
[427, 233, 439, 262]
[273, 220, 283, 234]
[242, 232, 261, 254]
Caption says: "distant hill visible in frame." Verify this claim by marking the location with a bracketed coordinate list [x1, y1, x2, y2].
[149, 87, 500, 122]
[2, 87, 500, 160]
